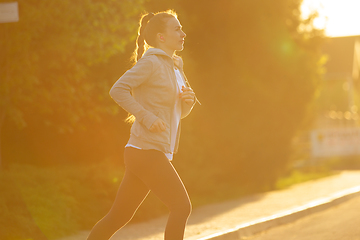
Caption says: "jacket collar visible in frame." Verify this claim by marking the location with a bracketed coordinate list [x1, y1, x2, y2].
[143, 48, 176, 69]
[143, 47, 171, 58]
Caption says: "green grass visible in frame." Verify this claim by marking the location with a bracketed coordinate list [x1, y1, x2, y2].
[274, 156, 360, 191]
[0, 162, 122, 240]
[275, 169, 333, 190]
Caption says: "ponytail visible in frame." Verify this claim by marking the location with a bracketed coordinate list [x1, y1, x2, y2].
[133, 13, 154, 62]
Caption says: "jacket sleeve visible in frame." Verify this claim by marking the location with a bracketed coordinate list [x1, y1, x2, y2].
[109, 57, 158, 129]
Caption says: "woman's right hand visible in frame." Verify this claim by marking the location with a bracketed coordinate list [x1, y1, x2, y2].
[149, 118, 167, 133]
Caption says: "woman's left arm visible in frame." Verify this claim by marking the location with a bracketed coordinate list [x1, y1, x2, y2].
[180, 86, 196, 119]
[173, 56, 199, 118]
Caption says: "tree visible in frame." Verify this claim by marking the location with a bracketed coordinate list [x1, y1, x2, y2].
[0, 0, 146, 166]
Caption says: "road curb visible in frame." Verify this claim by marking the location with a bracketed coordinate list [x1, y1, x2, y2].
[196, 186, 360, 240]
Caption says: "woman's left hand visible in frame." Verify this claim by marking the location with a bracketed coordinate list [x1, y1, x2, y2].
[180, 86, 195, 106]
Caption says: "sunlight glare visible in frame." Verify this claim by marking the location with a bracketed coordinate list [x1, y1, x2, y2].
[301, 0, 360, 37]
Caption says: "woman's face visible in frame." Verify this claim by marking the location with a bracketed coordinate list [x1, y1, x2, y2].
[161, 17, 186, 52]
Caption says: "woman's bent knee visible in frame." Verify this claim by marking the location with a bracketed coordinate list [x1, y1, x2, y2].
[104, 209, 135, 229]
[186, 200, 192, 216]
[172, 198, 192, 219]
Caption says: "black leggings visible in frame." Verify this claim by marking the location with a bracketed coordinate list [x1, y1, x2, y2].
[87, 147, 192, 240]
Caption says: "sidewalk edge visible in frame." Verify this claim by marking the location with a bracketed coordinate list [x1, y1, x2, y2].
[195, 186, 360, 240]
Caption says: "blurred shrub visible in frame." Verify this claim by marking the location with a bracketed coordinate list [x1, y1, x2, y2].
[0, 162, 168, 240]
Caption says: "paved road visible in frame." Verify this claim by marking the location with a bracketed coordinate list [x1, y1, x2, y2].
[242, 195, 360, 240]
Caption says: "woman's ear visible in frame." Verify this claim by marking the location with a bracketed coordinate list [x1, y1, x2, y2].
[157, 33, 165, 42]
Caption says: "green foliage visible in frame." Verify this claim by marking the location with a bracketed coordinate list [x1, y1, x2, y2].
[320, 156, 360, 170]
[0, 0, 145, 130]
[0, 162, 122, 239]
[275, 169, 332, 190]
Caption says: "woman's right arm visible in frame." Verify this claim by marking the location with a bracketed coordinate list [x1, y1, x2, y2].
[109, 57, 158, 130]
